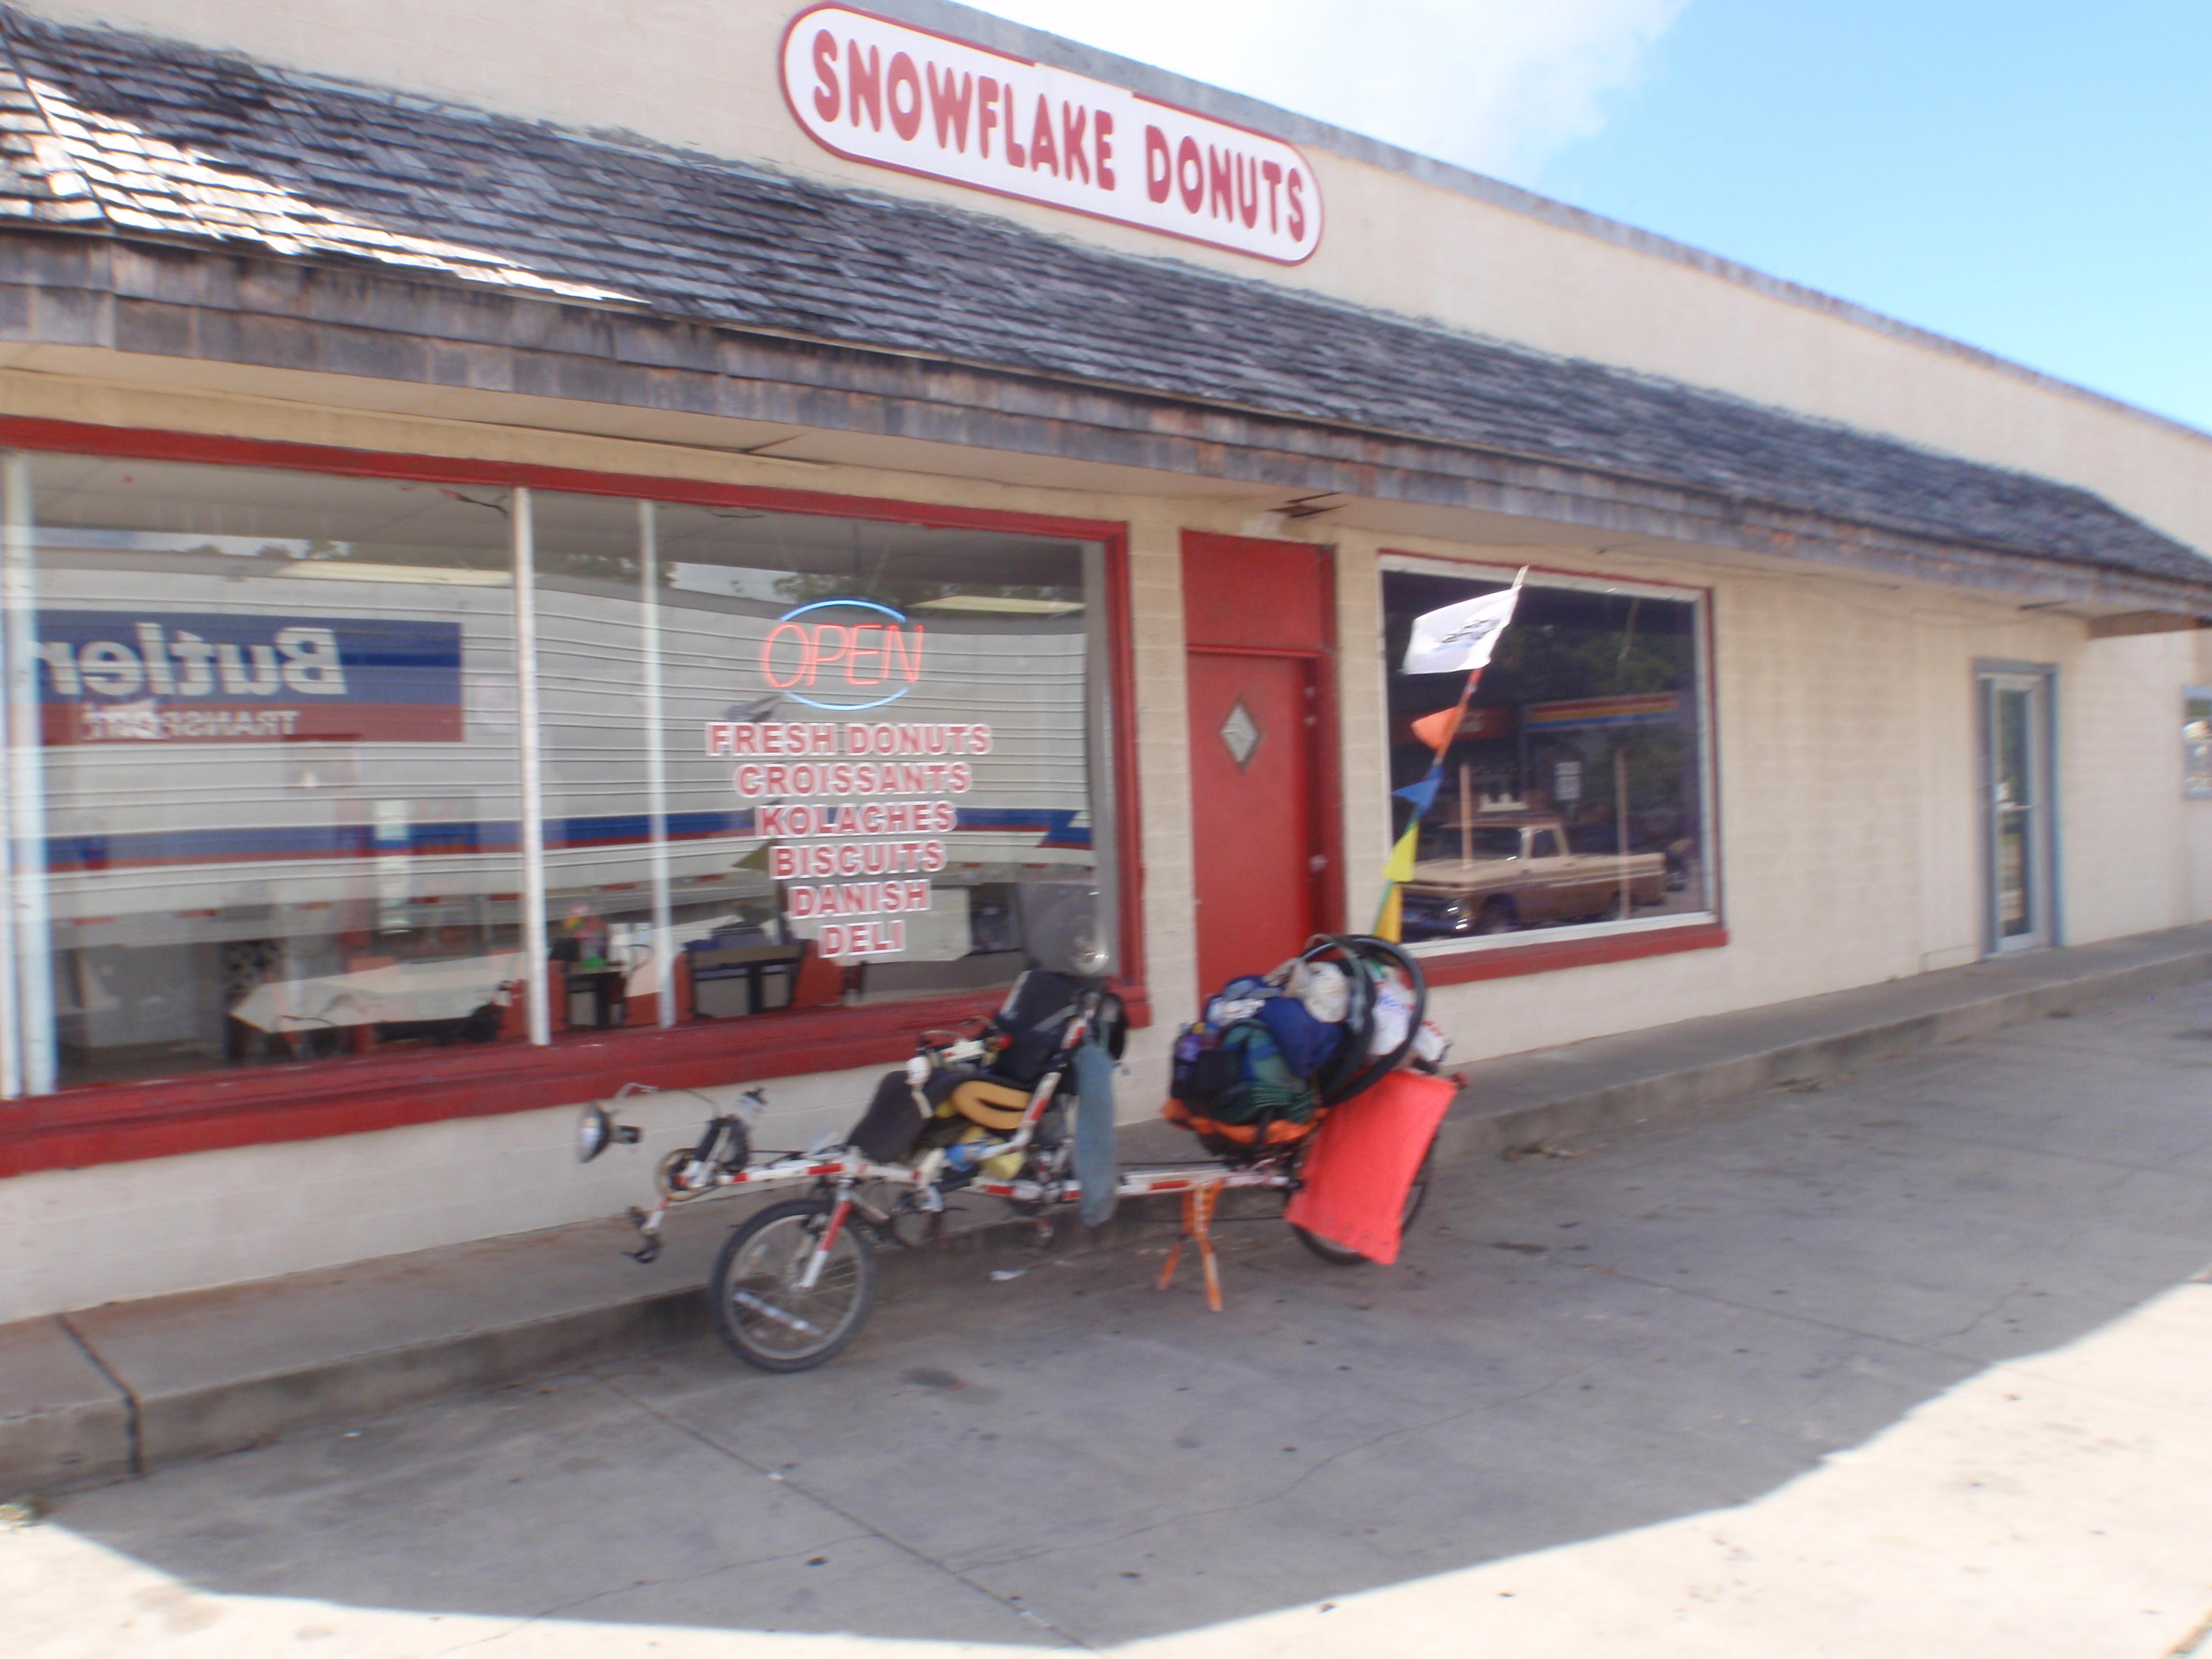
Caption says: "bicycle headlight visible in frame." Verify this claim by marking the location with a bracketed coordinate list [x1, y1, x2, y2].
[576, 1103, 613, 1164]
[578, 1101, 645, 1164]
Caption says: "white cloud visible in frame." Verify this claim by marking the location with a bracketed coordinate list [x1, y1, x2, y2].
[959, 0, 1685, 184]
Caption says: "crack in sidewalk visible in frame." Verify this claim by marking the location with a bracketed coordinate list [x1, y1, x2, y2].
[595, 1372, 1088, 1649]
[959, 1350, 1621, 1574]
[419, 1536, 878, 1658]
[54, 1312, 142, 1480]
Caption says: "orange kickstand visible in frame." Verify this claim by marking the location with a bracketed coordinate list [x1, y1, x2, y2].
[1156, 1183, 1226, 1312]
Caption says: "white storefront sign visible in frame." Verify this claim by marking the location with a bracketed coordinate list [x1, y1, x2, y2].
[779, 5, 1324, 264]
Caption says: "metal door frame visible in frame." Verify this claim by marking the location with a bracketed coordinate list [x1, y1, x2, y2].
[1976, 660, 2060, 955]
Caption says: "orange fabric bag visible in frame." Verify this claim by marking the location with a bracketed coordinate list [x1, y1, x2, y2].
[1283, 1070, 1455, 1265]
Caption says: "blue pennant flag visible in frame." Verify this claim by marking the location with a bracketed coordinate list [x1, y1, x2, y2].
[1393, 771, 1442, 817]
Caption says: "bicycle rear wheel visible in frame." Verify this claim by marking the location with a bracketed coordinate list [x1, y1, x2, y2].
[1291, 1138, 1436, 1266]
[710, 1197, 878, 1372]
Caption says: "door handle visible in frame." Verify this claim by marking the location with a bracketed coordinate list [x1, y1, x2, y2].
[1309, 854, 1328, 873]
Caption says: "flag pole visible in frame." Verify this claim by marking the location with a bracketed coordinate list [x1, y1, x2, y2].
[1426, 566, 1523, 765]
[1375, 567, 1527, 935]
[1419, 568, 1526, 766]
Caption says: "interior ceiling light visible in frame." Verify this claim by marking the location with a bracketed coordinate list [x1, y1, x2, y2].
[910, 594, 1084, 616]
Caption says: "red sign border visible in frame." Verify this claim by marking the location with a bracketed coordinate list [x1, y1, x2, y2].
[777, 2, 1324, 267]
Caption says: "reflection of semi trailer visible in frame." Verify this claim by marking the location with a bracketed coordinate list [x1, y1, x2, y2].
[31, 551, 1105, 1070]
[555, 575, 1108, 987]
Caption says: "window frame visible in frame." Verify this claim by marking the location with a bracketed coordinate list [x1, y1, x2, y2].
[1374, 552, 1727, 986]
[0, 416, 1148, 1175]
[2188, 685, 2212, 801]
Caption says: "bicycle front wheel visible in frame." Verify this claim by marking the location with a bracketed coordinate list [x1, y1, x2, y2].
[709, 1197, 878, 1372]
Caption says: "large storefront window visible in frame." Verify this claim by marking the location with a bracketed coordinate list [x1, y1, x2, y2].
[647, 505, 1115, 1007]
[21, 457, 524, 1088]
[1380, 561, 1715, 947]
[531, 491, 665, 1033]
[0, 453, 1120, 1096]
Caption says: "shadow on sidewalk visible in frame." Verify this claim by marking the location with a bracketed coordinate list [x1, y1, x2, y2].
[40, 986, 2212, 1647]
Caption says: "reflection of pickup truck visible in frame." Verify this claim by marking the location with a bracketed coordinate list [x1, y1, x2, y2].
[1400, 814, 1667, 940]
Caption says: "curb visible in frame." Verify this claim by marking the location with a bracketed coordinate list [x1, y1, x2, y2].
[6, 930, 2209, 1498]
[0, 1318, 136, 1496]
[7, 1195, 1218, 1497]
[1431, 940, 2212, 1165]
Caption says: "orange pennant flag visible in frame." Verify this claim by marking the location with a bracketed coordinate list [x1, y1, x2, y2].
[1410, 704, 1464, 754]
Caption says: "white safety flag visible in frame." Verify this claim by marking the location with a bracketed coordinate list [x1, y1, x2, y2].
[1402, 578, 1523, 675]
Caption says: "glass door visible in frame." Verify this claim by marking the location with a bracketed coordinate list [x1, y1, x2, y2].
[1981, 669, 2054, 953]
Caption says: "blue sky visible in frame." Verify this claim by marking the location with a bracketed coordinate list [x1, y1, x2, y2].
[968, 1, 2212, 433]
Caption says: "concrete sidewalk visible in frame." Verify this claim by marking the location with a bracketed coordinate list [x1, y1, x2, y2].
[5, 921, 2210, 1499]
[12, 953, 2212, 1659]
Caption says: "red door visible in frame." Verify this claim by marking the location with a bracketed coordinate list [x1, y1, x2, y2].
[1187, 652, 1325, 992]
[1183, 535, 1338, 998]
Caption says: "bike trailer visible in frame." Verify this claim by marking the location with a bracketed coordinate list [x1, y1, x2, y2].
[1165, 936, 1433, 1154]
[579, 936, 1443, 1374]
[1166, 971, 1339, 1147]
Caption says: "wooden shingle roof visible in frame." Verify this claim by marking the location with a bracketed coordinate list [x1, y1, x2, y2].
[0, 7, 2203, 588]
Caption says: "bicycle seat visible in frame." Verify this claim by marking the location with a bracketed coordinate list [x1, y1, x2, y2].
[944, 1075, 1030, 1131]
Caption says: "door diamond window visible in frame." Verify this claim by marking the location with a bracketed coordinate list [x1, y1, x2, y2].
[1219, 697, 1263, 769]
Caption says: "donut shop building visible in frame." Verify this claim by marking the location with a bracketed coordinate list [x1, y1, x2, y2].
[0, 0, 2207, 1318]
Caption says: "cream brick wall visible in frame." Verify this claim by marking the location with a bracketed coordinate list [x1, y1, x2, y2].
[18, 0, 2212, 556]
[1124, 508, 1198, 1032]
[1332, 537, 1392, 932]
[1328, 533, 2207, 1064]
[0, 373, 1205, 1321]
[0, 0, 2200, 1323]
[0, 1067, 877, 1324]
[0, 374, 2202, 1319]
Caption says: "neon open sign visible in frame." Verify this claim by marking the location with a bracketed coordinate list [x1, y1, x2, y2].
[759, 599, 925, 712]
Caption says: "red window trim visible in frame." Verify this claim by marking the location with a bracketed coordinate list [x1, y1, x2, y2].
[1416, 922, 1727, 987]
[1376, 547, 1713, 597]
[1376, 546, 1728, 969]
[0, 417, 1150, 1174]
[0, 986, 1153, 1178]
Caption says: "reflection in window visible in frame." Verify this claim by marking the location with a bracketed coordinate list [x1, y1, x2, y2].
[0, 456, 1121, 1094]
[23, 456, 523, 1087]
[529, 491, 664, 1033]
[529, 496, 1116, 1029]
[1382, 568, 1713, 944]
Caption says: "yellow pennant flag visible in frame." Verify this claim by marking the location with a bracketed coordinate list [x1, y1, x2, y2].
[1374, 819, 1422, 942]
[1376, 884, 1404, 945]
[1381, 819, 1420, 885]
